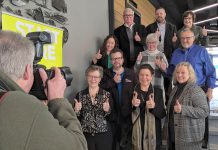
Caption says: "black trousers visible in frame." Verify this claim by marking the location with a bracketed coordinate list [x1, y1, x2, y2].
[84, 131, 113, 150]
[201, 86, 209, 148]
[111, 123, 132, 150]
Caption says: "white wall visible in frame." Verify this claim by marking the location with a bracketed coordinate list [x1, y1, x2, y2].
[63, 0, 109, 99]
[2, 0, 109, 100]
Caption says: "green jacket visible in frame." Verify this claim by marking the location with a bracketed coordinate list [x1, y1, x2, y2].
[0, 71, 87, 150]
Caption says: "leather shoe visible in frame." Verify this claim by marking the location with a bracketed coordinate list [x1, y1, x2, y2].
[202, 140, 208, 149]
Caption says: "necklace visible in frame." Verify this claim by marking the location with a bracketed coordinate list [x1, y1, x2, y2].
[90, 94, 97, 105]
[89, 88, 99, 105]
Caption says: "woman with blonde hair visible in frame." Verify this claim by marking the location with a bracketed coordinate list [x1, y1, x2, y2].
[166, 62, 209, 150]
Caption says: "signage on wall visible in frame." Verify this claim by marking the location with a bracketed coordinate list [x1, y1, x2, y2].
[2, 11, 63, 69]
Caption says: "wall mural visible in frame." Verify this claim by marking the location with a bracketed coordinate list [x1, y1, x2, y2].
[0, 0, 69, 45]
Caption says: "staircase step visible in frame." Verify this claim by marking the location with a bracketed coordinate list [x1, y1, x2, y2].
[209, 144, 218, 150]
[209, 135, 218, 145]
[210, 113, 218, 118]
[209, 127, 218, 136]
[209, 114, 218, 129]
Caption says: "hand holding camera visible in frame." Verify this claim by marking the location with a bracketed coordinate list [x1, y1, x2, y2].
[27, 31, 73, 100]
[39, 67, 66, 100]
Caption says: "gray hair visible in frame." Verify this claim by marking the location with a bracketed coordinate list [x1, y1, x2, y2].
[179, 28, 195, 38]
[123, 8, 134, 15]
[85, 65, 103, 78]
[146, 33, 159, 45]
[0, 31, 35, 81]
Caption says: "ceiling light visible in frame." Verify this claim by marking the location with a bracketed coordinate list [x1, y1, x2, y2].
[207, 29, 218, 33]
[194, 17, 218, 25]
[192, 3, 218, 13]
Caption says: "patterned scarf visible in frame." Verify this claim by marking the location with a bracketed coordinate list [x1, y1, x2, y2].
[132, 84, 156, 150]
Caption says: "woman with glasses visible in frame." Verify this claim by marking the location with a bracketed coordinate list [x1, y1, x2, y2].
[92, 34, 118, 69]
[74, 65, 113, 150]
[172, 10, 209, 47]
[132, 64, 166, 150]
[134, 33, 168, 104]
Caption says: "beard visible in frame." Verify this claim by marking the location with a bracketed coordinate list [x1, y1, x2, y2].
[156, 17, 164, 23]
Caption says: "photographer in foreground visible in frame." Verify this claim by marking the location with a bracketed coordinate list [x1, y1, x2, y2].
[0, 31, 87, 150]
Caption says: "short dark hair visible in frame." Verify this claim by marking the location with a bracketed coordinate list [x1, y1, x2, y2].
[138, 64, 154, 75]
[110, 48, 123, 57]
[155, 7, 166, 12]
[182, 10, 196, 22]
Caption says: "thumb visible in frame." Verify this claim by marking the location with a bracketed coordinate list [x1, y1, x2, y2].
[174, 33, 177, 37]
[133, 91, 138, 99]
[39, 68, 48, 88]
[176, 100, 180, 105]
[74, 99, 79, 103]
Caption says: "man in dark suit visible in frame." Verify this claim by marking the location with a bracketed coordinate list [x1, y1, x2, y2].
[114, 8, 147, 68]
[100, 48, 137, 150]
[146, 7, 177, 63]
[146, 7, 177, 99]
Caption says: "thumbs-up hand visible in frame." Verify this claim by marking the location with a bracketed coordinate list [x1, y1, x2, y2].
[134, 32, 141, 42]
[146, 93, 155, 109]
[155, 28, 160, 38]
[74, 99, 82, 113]
[137, 52, 143, 63]
[113, 73, 121, 83]
[95, 49, 102, 60]
[174, 100, 182, 113]
[155, 55, 161, 67]
[155, 56, 167, 71]
[202, 26, 207, 36]
[103, 98, 110, 112]
[132, 91, 141, 107]
[172, 32, 177, 43]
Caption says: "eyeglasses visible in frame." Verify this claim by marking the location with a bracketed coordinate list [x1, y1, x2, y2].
[184, 17, 193, 20]
[180, 36, 194, 40]
[124, 14, 133, 18]
[111, 57, 123, 61]
[147, 41, 157, 45]
[87, 75, 101, 79]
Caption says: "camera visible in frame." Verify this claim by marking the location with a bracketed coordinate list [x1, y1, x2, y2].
[26, 31, 73, 100]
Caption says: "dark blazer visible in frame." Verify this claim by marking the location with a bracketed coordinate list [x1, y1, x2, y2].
[133, 84, 166, 149]
[92, 54, 110, 69]
[100, 67, 137, 149]
[146, 22, 177, 62]
[114, 24, 147, 68]
[100, 68, 137, 122]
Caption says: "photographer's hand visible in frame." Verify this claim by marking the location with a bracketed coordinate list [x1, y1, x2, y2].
[39, 67, 66, 100]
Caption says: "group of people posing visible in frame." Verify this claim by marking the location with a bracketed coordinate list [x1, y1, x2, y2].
[73, 7, 216, 150]
[0, 6, 215, 150]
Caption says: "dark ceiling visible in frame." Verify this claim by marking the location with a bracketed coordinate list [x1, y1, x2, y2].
[149, 0, 218, 36]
